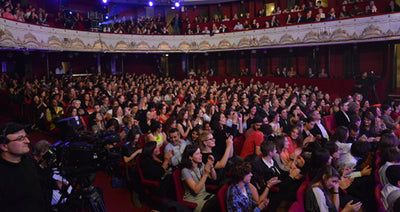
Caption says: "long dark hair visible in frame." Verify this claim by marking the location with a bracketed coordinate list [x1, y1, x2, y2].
[308, 148, 332, 180]
[307, 165, 340, 206]
[180, 144, 202, 169]
[141, 141, 157, 161]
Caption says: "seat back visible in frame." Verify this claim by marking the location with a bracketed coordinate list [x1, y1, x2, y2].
[322, 115, 337, 134]
[173, 169, 198, 209]
[139, 133, 149, 148]
[290, 180, 309, 212]
[375, 184, 386, 212]
[136, 155, 160, 187]
[233, 135, 245, 156]
[288, 201, 303, 212]
[218, 183, 229, 212]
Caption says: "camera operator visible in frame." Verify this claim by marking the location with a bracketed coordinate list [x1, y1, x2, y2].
[0, 122, 46, 212]
[32, 140, 67, 210]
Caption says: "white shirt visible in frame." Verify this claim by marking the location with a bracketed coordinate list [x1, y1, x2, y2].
[315, 120, 329, 140]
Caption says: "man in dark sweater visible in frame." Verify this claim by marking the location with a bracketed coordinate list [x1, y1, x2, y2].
[0, 123, 45, 212]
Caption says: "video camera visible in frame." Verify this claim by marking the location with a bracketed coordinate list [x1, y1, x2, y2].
[42, 130, 122, 179]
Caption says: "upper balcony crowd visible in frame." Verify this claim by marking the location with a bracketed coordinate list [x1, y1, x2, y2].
[0, 0, 399, 35]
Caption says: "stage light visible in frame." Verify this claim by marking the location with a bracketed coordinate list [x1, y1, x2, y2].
[69, 11, 73, 15]
[174, 1, 180, 8]
[148, 1, 154, 7]
[102, 0, 107, 4]
[105, 15, 109, 20]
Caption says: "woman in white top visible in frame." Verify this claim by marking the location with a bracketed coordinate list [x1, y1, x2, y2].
[305, 165, 362, 212]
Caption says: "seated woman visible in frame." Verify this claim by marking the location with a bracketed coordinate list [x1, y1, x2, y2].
[140, 141, 174, 196]
[227, 161, 280, 212]
[180, 144, 218, 212]
[145, 120, 167, 147]
[305, 165, 362, 212]
[90, 111, 105, 134]
[200, 130, 233, 184]
[45, 97, 64, 133]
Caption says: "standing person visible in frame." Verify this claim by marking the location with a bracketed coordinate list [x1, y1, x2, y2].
[171, 13, 181, 35]
[0, 122, 46, 211]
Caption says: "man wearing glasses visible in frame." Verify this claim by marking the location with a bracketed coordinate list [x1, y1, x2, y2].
[0, 122, 45, 211]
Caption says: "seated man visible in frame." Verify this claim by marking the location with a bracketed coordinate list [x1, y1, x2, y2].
[382, 165, 400, 210]
[164, 128, 187, 167]
[0, 122, 46, 211]
[240, 117, 271, 159]
[251, 141, 302, 211]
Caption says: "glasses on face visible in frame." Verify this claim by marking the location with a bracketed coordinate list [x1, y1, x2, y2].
[203, 137, 215, 142]
[8, 134, 29, 143]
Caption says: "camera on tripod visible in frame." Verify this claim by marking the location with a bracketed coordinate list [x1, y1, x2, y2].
[41, 127, 122, 212]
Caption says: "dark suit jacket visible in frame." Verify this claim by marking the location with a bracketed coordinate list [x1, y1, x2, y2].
[279, 118, 290, 134]
[251, 158, 301, 203]
[310, 120, 331, 144]
[335, 110, 351, 128]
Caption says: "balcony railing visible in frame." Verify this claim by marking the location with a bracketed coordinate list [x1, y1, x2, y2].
[0, 12, 399, 53]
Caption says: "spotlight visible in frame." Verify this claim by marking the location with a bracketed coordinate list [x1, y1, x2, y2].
[148, 1, 154, 7]
[174, 1, 180, 8]
[69, 11, 73, 15]
[102, 0, 107, 3]
[105, 15, 109, 20]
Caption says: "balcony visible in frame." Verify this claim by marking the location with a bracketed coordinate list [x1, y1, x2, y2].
[0, 12, 399, 53]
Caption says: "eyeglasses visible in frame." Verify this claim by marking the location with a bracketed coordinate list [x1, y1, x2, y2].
[8, 135, 29, 143]
[203, 137, 215, 142]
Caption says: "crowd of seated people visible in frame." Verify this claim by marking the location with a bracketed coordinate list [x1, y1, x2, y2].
[0, 0, 49, 25]
[0, 0, 399, 35]
[1, 67, 400, 211]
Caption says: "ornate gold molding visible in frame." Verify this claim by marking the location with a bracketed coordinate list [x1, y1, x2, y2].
[0, 13, 399, 52]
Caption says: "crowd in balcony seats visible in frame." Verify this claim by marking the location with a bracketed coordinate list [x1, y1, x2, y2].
[0, 0, 49, 25]
[1, 66, 400, 211]
[0, 0, 399, 35]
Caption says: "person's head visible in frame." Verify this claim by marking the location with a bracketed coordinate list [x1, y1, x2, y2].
[251, 116, 263, 131]
[71, 99, 81, 109]
[310, 148, 332, 174]
[379, 133, 399, 149]
[66, 106, 78, 117]
[348, 123, 359, 140]
[150, 120, 162, 133]
[339, 101, 349, 112]
[106, 118, 120, 131]
[199, 130, 215, 149]
[0, 123, 31, 161]
[323, 142, 340, 159]
[125, 128, 140, 147]
[387, 165, 400, 187]
[168, 128, 180, 145]
[32, 140, 50, 162]
[332, 126, 349, 143]
[311, 165, 340, 192]
[273, 135, 286, 153]
[260, 140, 277, 157]
[350, 140, 371, 158]
[230, 161, 253, 184]
[289, 127, 300, 141]
[311, 110, 321, 121]
[188, 126, 200, 143]
[142, 141, 159, 160]
[181, 144, 202, 169]
[304, 117, 315, 130]
[381, 147, 400, 165]
[382, 104, 392, 115]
